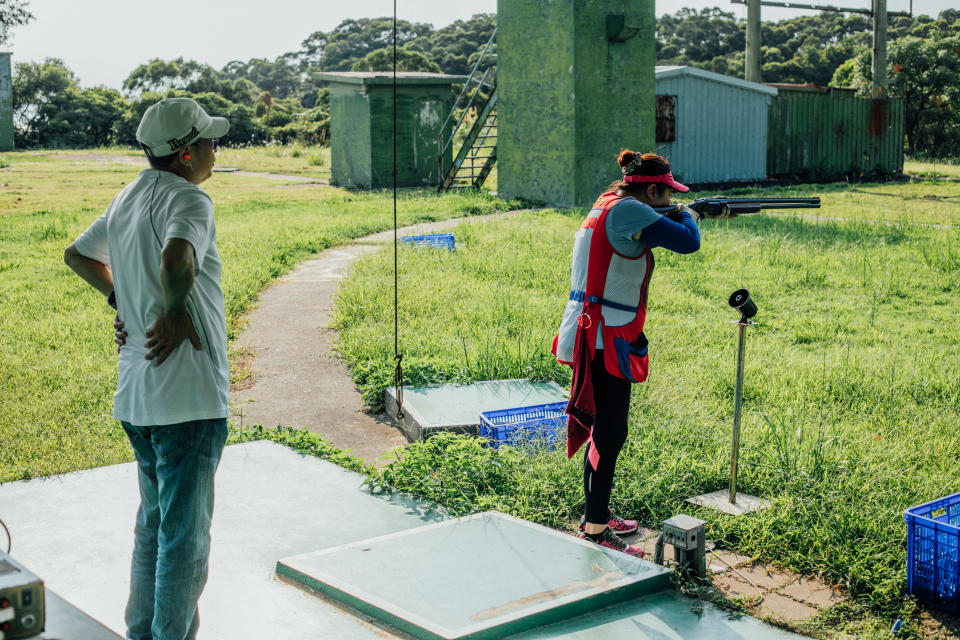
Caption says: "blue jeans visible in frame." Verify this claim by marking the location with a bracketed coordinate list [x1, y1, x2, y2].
[121, 418, 228, 640]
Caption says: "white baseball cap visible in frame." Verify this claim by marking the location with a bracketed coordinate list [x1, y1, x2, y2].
[136, 97, 229, 158]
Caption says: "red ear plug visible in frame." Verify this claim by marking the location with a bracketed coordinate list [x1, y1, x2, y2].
[183, 154, 191, 160]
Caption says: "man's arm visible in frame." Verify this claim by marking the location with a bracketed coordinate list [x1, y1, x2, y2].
[145, 238, 202, 365]
[66, 237, 122, 351]
[64, 243, 114, 297]
[160, 238, 195, 314]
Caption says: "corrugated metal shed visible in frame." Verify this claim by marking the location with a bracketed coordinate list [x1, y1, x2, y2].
[655, 66, 777, 184]
[766, 85, 905, 178]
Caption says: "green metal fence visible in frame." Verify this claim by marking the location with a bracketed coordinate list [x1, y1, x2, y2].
[767, 88, 905, 179]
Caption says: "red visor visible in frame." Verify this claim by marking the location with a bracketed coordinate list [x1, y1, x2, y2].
[623, 172, 689, 193]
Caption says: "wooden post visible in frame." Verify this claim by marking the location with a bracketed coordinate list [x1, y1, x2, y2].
[745, 0, 762, 83]
[871, 0, 888, 98]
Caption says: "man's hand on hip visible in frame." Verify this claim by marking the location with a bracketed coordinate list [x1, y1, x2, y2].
[114, 314, 127, 353]
[145, 311, 202, 366]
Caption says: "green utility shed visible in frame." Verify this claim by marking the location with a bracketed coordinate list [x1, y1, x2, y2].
[767, 84, 905, 179]
[1, 52, 13, 152]
[317, 72, 464, 189]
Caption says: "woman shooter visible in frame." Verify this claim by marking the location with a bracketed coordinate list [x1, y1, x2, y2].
[553, 151, 700, 555]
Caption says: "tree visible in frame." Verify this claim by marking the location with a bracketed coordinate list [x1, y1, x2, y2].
[827, 11, 960, 158]
[888, 32, 960, 156]
[119, 89, 269, 148]
[321, 18, 432, 71]
[39, 87, 127, 147]
[654, 8, 875, 85]
[234, 58, 301, 99]
[405, 13, 495, 76]
[350, 47, 441, 73]
[12, 58, 77, 139]
[299, 30, 329, 70]
[0, 0, 33, 45]
[123, 58, 218, 94]
[656, 8, 743, 66]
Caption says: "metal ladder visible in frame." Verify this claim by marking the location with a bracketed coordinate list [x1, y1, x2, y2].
[437, 28, 497, 192]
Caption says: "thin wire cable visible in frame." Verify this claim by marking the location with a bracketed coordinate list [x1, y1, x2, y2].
[392, 0, 404, 420]
[1, 516, 11, 554]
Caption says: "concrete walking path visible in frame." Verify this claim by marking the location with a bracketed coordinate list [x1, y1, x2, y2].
[229, 213, 521, 466]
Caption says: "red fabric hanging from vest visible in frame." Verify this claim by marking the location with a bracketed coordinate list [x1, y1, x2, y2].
[566, 316, 600, 470]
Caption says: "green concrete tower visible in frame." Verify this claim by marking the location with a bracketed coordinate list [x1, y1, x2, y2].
[317, 72, 463, 189]
[497, 1, 656, 208]
[0, 53, 13, 152]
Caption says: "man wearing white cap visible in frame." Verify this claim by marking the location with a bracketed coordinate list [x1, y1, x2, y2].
[64, 97, 230, 640]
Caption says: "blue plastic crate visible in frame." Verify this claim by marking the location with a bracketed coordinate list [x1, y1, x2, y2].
[401, 233, 455, 251]
[479, 402, 567, 451]
[905, 491, 960, 613]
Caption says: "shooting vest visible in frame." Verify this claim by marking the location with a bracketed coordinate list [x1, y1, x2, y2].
[553, 192, 654, 383]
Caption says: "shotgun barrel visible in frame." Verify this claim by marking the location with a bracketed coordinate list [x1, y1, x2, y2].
[655, 196, 821, 218]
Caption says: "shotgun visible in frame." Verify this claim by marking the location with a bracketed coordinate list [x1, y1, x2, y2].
[655, 197, 821, 220]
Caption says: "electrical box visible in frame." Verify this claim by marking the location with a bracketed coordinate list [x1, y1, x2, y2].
[661, 514, 707, 577]
[0, 551, 45, 639]
[662, 514, 704, 550]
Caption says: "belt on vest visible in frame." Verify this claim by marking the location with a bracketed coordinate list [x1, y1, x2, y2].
[569, 290, 638, 313]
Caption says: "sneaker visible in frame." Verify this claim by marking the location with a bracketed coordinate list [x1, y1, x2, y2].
[578, 527, 645, 557]
[579, 510, 639, 537]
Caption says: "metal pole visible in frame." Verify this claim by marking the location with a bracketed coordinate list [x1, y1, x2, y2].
[745, 0, 762, 83]
[729, 321, 749, 503]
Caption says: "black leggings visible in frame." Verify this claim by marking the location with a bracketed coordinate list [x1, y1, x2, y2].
[583, 350, 632, 525]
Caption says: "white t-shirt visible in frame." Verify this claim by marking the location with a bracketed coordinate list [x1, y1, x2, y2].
[74, 169, 229, 426]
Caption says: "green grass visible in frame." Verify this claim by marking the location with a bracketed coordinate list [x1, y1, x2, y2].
[0, 151, 519, 482]
[3, 147, 958, 636]
[215, 143, 330, 177]
[904, 158, 960, 180]
[333, 184, 960, 637]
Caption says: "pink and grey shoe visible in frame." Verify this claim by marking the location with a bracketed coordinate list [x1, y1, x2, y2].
[578, 527, 645, 557]
[579, 510, 639, 537]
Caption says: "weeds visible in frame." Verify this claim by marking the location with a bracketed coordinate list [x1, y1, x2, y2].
[334, 201, 960, 627]
[0, 152, 519, 481]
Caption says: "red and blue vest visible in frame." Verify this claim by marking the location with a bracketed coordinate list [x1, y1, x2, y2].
[553, 192, 654, 383]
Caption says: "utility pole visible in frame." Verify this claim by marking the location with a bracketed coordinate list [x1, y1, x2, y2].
[871, 0, 888, 97]
[733, 0, 906, 88]
[745, 0, 762, 83]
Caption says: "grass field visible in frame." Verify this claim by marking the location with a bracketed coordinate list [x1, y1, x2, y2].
[0, 149, 518, 482]
[3, 146, 959, 637]
[904, 158, 960, 180]
[333, 183, 960, 637]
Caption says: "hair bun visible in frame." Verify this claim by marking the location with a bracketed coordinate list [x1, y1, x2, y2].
[617, 149, 638, 168]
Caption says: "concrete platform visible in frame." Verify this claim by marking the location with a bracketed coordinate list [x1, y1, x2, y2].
[687, 490, 772, 516]
[0, 441, 444, 639]
[511, 589, 809, 639]
[278, 511, 672, 639]
[385, 379, 568, 441]
[0, 440, 809, 639]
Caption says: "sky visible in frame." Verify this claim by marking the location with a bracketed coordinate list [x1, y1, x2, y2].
[3, 0, 944, 90]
